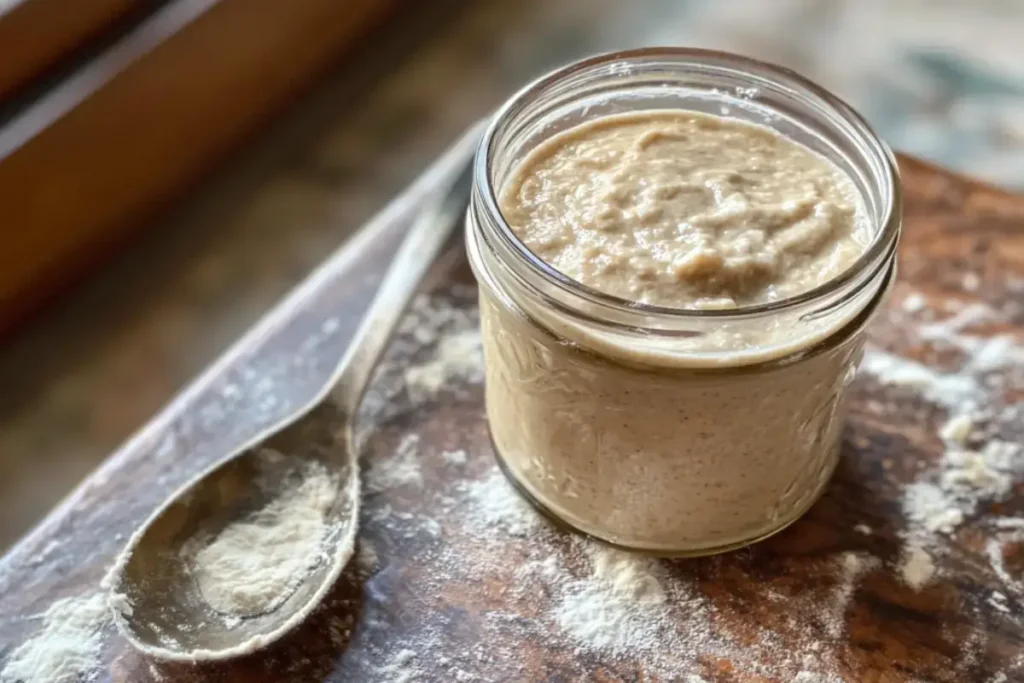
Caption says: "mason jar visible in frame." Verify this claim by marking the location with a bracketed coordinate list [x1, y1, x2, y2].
[465, 48, 901, 556]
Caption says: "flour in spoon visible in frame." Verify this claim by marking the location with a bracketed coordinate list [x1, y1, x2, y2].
[182, 450, 337, 617]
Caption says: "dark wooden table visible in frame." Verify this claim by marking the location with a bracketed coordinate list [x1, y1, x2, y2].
[1, 130, 1022, 680]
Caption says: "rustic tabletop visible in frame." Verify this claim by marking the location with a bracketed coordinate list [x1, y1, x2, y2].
[1, 1, 1024, 681]
[1, 134, 1023, 681]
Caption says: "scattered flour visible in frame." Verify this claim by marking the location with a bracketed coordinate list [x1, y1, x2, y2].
[397, 294, 483, 404]
[987, 531, 1024, 596]
[366, 433, 422, 492]
[553, 545, 682, 656]
[913, 302, 1024, 374]
[514, 535, 869, 681]
[853, 523, 872, 535]
[26, 539, 61, 567]
[793, 672, 844, 683]
[374, 648, 420, 683]
[404, 328, 482, 403]
[356, 290, 482, 448]
[357, 454, 871, 682]
[355, 542, 379, 575]
[461, 470, 543, 538]
[514, 554, 560, 583]
[863, 300, 1024, 599]
[917, 302, 999, 345]
[590, 545, 666, 603]
[442, 449, 468, 466]
[903, 481, 964, 535]
[994, 518, 1024, 530]
[942, 442, 1016, 499]
[901, 292, 928, 314]
[988, 591, 1010, 613]
[966, 334, 1024, 374]
[859, 349, 980, 409]
[940, 413, 975, 445]
[397, 291, 478, 342]
[825, 552, 879, 637]
[898, 435, 1021, 589]
[182, 452, 337, 617]
[901, 437, 1020, 541]
[899, 544, 937, 591]
[0, 594, 109, 683]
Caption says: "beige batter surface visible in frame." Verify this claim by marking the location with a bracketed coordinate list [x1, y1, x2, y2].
[481, 110, 878, 551]
[500, 110, 869, 310]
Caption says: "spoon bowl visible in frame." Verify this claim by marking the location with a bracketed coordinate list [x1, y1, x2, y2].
[105, 124, 481, 661]
[107, 401, 357, 661]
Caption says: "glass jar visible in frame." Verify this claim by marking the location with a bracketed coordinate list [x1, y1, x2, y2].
[465, 48, 901, 556]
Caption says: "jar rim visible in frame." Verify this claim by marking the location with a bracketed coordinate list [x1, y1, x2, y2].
[474, 47, 902, 321]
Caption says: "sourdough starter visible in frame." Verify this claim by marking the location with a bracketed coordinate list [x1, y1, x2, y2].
[481, 110, 875, 552]
[500, 111, 869, 309]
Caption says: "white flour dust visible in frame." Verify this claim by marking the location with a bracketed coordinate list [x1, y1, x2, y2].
[355, 290, 482, 449]
[896, 415, 1021, 590]
[825, 552, 880, 638]
[26, 539, 61, 567]
[404, 328, 483, 403]
[374, 648, 420, 683]
[940, 413, 974, 445]
[189, 314, 348, 455]
[511, 521, 874, 680]
[859, 349, 980, 410]
[182, 451, 337, 618]
[899, 544, 936, 591]
[553, 545, 682, 656]
[355, 541, 379, 575]
[989, 590, 1011, 613]
[987, 531, 1024, 597]
[994, 518, 1024, 530]
[442, 449, 468, 466]
[396, 293, 483, 405]
[459, 470, 543, 538]
[447, 465, 875, 680]
[861, 295, 1024, 595]
[793, 673, 844, 683]
[901, 292, 928, 313]
[366, 433, 422, 492]
[0, 594, 109, 683]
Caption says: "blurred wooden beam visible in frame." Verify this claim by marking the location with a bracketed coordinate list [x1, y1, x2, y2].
[0, 0, 145, 101]
[0, 0, 402, 332]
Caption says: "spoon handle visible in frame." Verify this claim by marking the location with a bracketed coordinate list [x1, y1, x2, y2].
[330, 128, 481, 413]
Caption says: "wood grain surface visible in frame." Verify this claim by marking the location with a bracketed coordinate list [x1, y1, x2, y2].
[0, 138, 1022, 682]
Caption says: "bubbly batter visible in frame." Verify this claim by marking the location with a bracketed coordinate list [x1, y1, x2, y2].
[500, 110, 869, 310]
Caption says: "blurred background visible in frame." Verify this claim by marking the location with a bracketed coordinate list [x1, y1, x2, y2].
[1, 0, 1023, 550]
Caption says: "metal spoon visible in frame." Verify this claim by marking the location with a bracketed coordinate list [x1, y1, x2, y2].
[104, 129, 480, 662]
